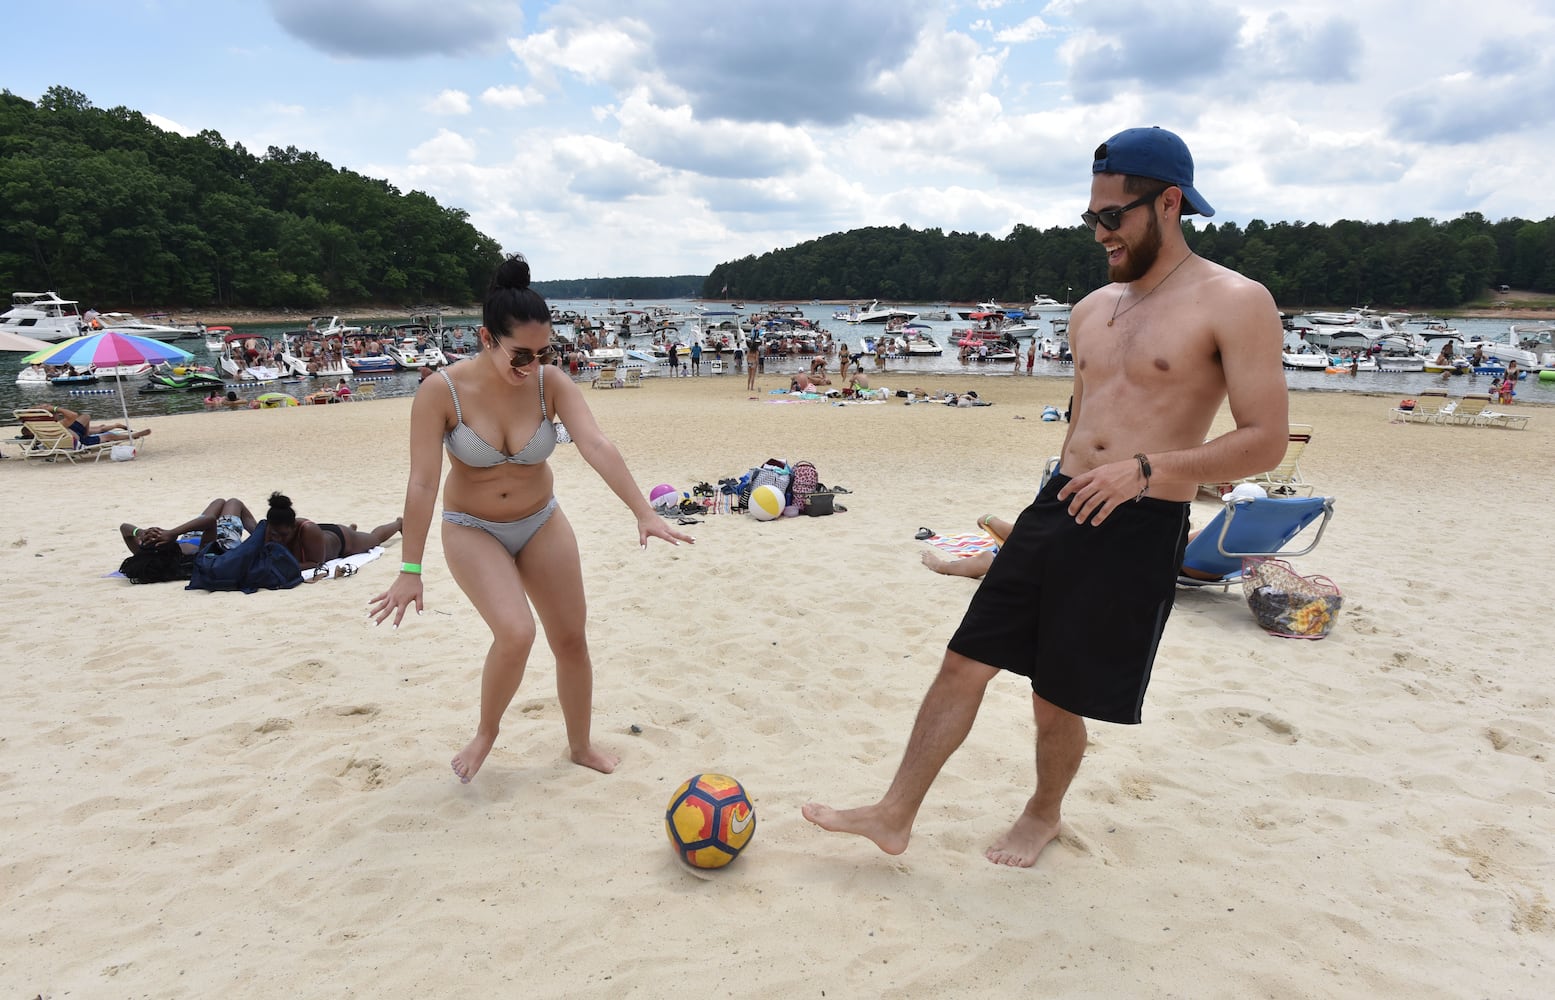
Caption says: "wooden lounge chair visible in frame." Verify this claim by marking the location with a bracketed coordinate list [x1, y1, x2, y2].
[592, 366, 618, 389]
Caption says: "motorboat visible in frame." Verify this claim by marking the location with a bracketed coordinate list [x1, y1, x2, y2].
[278, 331, 352, 378]
[219, 332, 282, 382]
[1029, 294, 1069, 310]
[849, 300, 918, 324]
[204, 325, 233, 352]
[344, 351, 397, 375]
[1462, 324, 1555, 370]
[1, 291, 84, 342]
[1282, 349, 1329, 370]
[385, 330, 449, 370]
[50, 368, 99, 386]
[956, 300, 1007, 321]
[1375, 351, 1428, 372]
[901, 332, 942, 356]
[1304, 308, 1374, 326]
[310, 315, 362, 337]
[90, 311, 204, 341]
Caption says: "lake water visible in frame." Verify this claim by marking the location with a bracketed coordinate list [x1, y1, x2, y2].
[4, 300, 1549, 420]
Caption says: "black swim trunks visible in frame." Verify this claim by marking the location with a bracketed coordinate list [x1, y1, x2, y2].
[947, 472, 1190, 725]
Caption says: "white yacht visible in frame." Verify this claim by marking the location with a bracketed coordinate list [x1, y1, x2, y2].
[1029, 294, 1069, 310]
[91, 311, 204, 341]
[1, 291, 84, 342]
[850, 300, 918, 324]
[1463, 324, 1555, 370]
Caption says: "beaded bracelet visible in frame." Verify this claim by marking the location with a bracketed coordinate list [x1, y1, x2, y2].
[1133, 453, 1152, 502]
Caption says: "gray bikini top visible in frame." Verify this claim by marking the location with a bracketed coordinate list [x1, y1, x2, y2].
[440, 368, 557, 467]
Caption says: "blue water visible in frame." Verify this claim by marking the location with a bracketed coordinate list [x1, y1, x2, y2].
[5, 301, 1548, 420]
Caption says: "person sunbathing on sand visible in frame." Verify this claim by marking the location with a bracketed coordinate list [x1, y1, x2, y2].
[120, 497, 257, 555]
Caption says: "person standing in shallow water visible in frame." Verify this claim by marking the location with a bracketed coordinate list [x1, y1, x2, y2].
[369, 254, 694, 783]
[804, 126, 1290, 867]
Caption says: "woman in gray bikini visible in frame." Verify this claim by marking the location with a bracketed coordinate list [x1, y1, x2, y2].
[369, 254, 693, 783]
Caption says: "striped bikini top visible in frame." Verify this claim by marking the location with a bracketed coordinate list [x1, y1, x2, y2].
[440, 368, 557, 467]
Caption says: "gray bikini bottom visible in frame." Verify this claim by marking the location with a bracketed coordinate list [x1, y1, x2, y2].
[442, 497, 558, 557]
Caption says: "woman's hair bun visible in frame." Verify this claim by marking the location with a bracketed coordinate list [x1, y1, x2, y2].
[492, 254, 531, 292]
[268, 491, 294, 510]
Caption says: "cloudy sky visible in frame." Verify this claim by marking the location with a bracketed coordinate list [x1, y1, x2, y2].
[9, 1, 1554, 279]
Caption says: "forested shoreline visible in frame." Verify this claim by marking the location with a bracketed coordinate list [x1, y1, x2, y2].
[704, 215, 1555, 311]
[0, 87, 502, 311]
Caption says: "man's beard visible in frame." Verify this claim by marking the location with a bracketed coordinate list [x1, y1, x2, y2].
[1107, 207, 1163, 284]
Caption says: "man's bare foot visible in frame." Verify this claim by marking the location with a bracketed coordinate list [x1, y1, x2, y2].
[984, 812, 1061, 867]
[801, 802, 910, 855]
[450, 732, 496, 783]
[570, 745, 620, 773]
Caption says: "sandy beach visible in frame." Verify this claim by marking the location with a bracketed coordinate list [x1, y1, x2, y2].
[3, 372, 1551, 998]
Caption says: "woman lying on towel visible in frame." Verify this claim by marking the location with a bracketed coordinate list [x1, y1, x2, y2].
[259, 492, 402, 571]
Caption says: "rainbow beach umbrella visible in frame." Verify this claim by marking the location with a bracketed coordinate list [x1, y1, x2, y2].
[23, 330, 195, 432]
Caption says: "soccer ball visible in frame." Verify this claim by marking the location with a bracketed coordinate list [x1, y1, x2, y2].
[665, 773, 756, 869]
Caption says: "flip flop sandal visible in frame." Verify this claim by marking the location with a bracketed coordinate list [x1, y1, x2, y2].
[830, 485, 853, 494]
[914, 527, 934, 540]
[677, 516, 702, 525]
[835, 504, 848, 513]
[334, 563, 357, 578]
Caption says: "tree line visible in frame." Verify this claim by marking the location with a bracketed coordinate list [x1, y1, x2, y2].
[532, 276, 706, 300]
[704, 212, 1555, 309]
[0, 86, 504, 311]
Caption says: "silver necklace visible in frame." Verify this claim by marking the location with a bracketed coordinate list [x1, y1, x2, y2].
[1109, 252, 1195, 327]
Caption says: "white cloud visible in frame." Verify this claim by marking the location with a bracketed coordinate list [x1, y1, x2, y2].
[426, 89, 472, 115]
[146, 112, 195, 136]
[409, 128, 478, 164]
[480, 84, 545, 109]
[995, 16, 1055, 43]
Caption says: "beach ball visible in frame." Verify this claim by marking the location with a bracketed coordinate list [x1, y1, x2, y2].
[749, 484, 785, 521]
[665, 774, 756, 869]
[649, 483, 678, 505]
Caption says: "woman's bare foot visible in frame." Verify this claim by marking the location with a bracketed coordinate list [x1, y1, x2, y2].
[984, 812, 1061, 867]
[801, 802, 910, 855]
[450, 731, 496, 783]
[570, 745, 620, 774]
[920, 550, 991, 579]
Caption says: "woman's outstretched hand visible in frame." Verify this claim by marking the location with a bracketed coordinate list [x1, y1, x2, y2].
[638, 513, 695, 549]
[369, 574, 424, 627]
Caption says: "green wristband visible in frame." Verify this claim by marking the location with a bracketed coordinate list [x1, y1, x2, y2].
[401, 562, 422, 575]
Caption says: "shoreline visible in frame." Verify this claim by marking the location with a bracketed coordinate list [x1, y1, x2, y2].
[178, 301, 1555, 327]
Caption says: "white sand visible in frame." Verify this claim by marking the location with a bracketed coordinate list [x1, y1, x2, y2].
[3, 374, 1551, 998]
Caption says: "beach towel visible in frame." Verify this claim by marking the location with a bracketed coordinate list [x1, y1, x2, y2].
[319, 546, 384, 579]
[921, 532, 1001, 558]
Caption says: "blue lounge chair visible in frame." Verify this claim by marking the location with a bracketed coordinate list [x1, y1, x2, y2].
[1177, 495, 1336, 590]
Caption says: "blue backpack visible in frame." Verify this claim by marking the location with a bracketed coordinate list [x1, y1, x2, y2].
[187, 519, 304, 593]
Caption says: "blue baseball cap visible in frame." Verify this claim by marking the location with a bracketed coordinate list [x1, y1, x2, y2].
[1092, 127, 1214, 218]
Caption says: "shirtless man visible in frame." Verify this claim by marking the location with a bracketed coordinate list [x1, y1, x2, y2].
[804, 126, 1289, 867]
